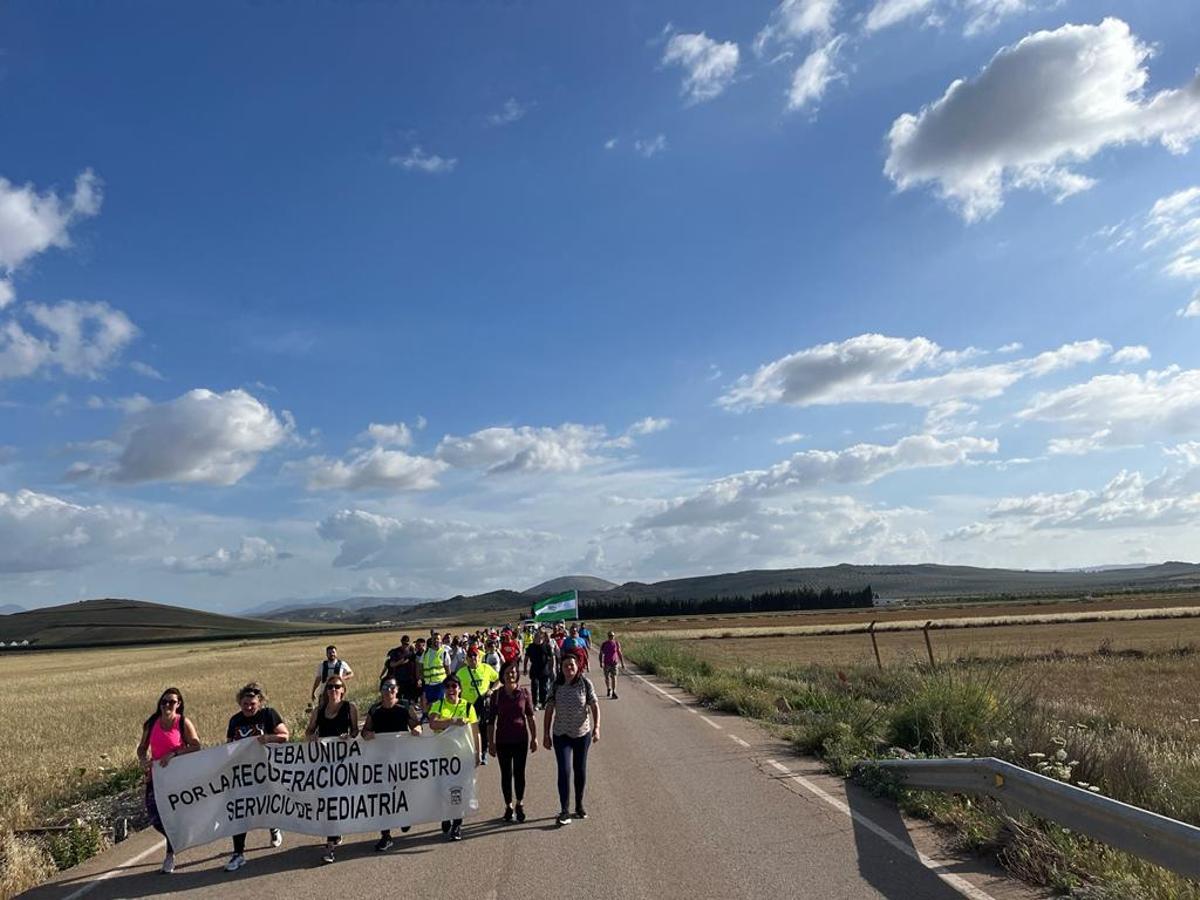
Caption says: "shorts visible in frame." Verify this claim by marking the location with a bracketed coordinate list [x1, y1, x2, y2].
[603, 664, 618, 676]
[423, 683, 444, 704]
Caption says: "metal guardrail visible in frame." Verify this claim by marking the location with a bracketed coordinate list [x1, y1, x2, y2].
[868, 757, 1200, 881]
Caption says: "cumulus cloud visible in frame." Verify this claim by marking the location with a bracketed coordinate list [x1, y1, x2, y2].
[0, 301, 137, 379]
[1181, 294, 1200, 318]
[661, 32, 740, 104]
[788, 36, 846, 112]
[165, 537, 285, 576]
[1019, 367, 1200, 456]
[317, 510, 560, 586]
[300, 446, 447, 492]
[885, 19, 1200, 221]
[719, 333, 1112, 411]
[0, 170, 102, 289]
[1111, 345, 1151, 365]
[627, 417, 672, 436]
[436, 424, 609, 475]
[638, 434, 995, 529]
[755, 0, 839, 52]
[0, 489, 161, 573]
[390, 147, 458, 174]
[360, 422, 413, 448]
[72, 388, 293, 485]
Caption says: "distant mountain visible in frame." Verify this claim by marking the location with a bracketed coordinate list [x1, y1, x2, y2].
[265, 590, 530, 626]
[244, 595, 432, 617]
[0, 598, 319, 648]
[523, 576, 618, 596]
[0, 604, 23, 616]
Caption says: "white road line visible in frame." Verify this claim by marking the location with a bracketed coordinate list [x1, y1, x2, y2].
[727, 734, 751, 748]
[764, 760, 998, 900]
[61, 838, 166, 900]
[699, 715, 723, 730]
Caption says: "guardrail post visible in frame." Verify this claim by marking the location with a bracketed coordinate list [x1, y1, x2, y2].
[868, 621, 882, 669]
[923, 621, 936, 670]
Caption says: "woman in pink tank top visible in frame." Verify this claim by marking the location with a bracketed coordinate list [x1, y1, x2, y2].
[136, 687, 201, 874]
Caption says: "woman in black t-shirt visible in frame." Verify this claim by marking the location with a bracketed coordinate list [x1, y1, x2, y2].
[361, 678, 422, 851]
[223, 683, 289, 873]
[305, 676, 359, 864]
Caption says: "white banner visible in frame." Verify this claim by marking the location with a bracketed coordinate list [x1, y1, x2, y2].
[152, 728, 478, 851]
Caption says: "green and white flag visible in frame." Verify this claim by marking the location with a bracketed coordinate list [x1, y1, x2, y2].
[532, 589, 579, 622]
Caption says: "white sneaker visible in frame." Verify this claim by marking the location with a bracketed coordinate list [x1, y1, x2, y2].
[160, 852, 175, 874]
[224, 853, 246, 872]
[269, 829, 282, 848]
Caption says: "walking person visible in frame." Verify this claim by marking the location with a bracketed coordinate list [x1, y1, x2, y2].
[524, 629, 555, 709]
[600, 631, 626, 699]
[421, 634, 450, 713]
[487, 662, 538, 823]
[310, 644, 354, 703]
[361, 678, 421, 851]
[304, 676, 359, 864]
[428, 678, 478, 841]
[456, 647, 500, 764]
[136, 687, 201, 874]
[542, 654, 600, 826]
[225, 683, 289, 872]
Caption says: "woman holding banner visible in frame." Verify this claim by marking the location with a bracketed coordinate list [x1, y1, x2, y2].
[487, 662, 537, 823]
[361, 678, 421, 851]
[305, 676, 359, 864]
[136, 687, 201, 874]
[428, 677, 478, 841]
[225, 683, 289, 873]
[543, 654, 600, 826]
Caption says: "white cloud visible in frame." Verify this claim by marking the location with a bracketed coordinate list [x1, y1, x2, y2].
[1047, 429, 1113, 456]
[661, 32, 740, 104]
[604, 137, 619, 150]
[775, 432, 808, 445]
[165, 537, 283, 576]
[360, 422, 413, 448]
[72, 388, 293, 485]
[0, 170, 102, 282]
[627, 417, 672, 436]
[0, 489, 161, 573]
[85, 393, 152, 414]
[129, 361, 164, 380]
[1181, 293, 1200, 318]
[300, 446, 446, 492]
[1142, 186, 1200, 284]
[1019, 367, 1200, 446]
[436, 424, 609, 475]
[0, 301, 137, 379]
[719, 333, 1111, 411]
[864, 0, 936, 33]
[885, 19, 1200, 221]
[755, 0, 839, 52]
[317, 510, 560, 588]
[638, 434, 995, 529]
[487, 97, 530, 127]
[788, 36, 846, 112]
[962, 0, 1033, 36]
[390, 146, 458, 174]
[0, 279, 13, 309]
[634, 135, 668, 158]
[1111, 345, 1151, 365]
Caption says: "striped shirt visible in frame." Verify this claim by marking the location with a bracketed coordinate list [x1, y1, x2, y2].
[548, 676, 597, 738]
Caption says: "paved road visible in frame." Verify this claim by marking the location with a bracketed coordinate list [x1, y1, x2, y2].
[26, 662, 1037, 900]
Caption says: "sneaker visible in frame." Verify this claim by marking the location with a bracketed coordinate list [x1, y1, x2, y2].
[450, 822, 463, 841]
[224, 853, 246, 872]
[441, 820, 451, 835]
[503, 807, 514, 823]
[160, 852, 175, 874]
[606, 688, 612, 698]
[400, 825, 411, 833]
[556, 810, 572, 826]
[374, 837, 393, 852]
[575, 807, 589, 820]
[321, 844, 335, 865]
[515, 804, 526, 823]
[612, 692, 619, 700]
[479, 755, 488, 766]
[269, 829, 282, 848]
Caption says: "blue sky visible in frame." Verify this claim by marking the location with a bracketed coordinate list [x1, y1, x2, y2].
[2, 0, 1199, 612]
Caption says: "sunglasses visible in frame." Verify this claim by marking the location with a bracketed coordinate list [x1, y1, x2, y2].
[161, 698, 179, 706]
[325, 683, 345, 691]
[381, 684, 398, 691]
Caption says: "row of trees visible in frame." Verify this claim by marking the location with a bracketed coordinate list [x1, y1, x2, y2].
[573, 585, 876, 620]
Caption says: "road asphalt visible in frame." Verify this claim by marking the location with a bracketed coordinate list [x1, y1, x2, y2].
[25, 660, 1040, 900]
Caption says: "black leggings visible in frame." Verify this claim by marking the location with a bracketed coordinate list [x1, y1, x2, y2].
[145, 780, 173, 854]
[496, 741, 529, 806]
[552, 733, 591, 812]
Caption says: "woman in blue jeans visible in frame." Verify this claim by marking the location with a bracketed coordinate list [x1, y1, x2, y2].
[542, 653, 600, 826]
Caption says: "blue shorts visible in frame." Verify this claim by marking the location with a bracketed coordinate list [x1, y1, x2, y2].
[423, 683, 444, 704]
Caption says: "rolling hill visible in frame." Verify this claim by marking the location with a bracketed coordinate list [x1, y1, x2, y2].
[0, 598, 325, 648]
[523, 575, 618, 595]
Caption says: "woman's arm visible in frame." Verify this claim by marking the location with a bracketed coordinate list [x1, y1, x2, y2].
[589, 700, 600, 744]
[348, 703, 360, 738]
[304, 706, 320, 740]
[181, 717, 201, 751]
[542, 702, 555, 750]
[136, 722, 152, 771]
[361, 710, 375, 739]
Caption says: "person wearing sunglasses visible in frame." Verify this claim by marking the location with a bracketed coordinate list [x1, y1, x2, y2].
[305, 677, 359, 864]
[225, 683, 289, 872]
[428, 677, 477, 841]
[136, 687, 201, 874]
[361, 679, 421, 851]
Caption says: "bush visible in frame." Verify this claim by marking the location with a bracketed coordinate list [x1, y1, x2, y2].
[47, 821, 102, 871]
[0, 830, 57, 898]
[888, 670, 1019, 756]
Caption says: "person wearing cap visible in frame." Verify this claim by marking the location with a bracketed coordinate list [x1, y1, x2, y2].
[455, 646, 499, 765]
[428, 677, 478, 841]
[362, 678, 422, 851]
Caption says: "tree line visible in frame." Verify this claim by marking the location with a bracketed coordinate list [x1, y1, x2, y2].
[572, 585, 876, 620]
